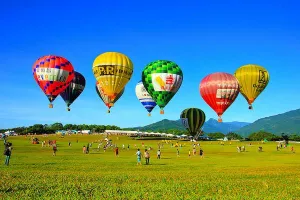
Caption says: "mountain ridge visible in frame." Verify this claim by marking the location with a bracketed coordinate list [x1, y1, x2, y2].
[126, 108, 300, 136]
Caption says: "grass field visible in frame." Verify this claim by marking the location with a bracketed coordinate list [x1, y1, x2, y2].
[1, 134, 300, 200]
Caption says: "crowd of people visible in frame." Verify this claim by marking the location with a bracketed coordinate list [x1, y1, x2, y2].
[2, 135, 297, 166]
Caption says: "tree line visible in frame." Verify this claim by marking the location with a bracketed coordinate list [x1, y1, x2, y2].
[1, 123, 300, 141]
[0, 123, 122, 135]
[208, 131, 300, 141]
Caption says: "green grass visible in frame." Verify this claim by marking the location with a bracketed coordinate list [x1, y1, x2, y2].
[1, 135, 300, 199]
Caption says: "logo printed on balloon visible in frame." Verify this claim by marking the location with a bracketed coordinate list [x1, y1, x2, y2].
[151, 73, 182, 92]
[181, 118, 190, 129]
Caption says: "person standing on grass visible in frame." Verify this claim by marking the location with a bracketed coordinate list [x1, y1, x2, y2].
[83, 146, 86, 154]
[4, 142, 12, 166]
[86, 143, 89, 154]
[200, 148, 204, 158]
[188, 149, 191, 157]
[52, 144, 57, 156]
[115, 147, 119, 157]
[136, 149, 142, 165]
[157, 149, 161, 159]
[193, 148, 196, 156]
[177, 149, 180, 157]
[291, 146, 295, 153]
[144, 149, 150, 165]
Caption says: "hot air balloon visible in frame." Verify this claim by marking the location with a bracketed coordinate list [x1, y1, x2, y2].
[180, 108, 206, 137]
[60, 71, 86, 111]
[142, 60, 183, 114]
[135, 81, 157, 116]
[32, 55, 75, 108]
[234, 64, 270, 109]
[96, 82, 125, 113]
[92, 52, 133, 105]
[200, 72, 240, 122]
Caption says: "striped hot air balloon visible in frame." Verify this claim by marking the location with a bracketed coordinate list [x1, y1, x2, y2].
[60, 71, 86, 111]
[180, 108, 206, 137]
[135, 81, 156, 116]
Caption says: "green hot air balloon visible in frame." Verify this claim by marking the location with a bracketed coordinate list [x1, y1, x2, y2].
[142, 60, 183, 114]
[180, 108, 206, 137]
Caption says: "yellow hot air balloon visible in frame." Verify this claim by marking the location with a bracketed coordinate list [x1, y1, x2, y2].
[234, 64, 270, 109]
[92, 52, 133, 104]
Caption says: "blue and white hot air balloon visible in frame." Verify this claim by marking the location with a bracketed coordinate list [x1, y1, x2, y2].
[135, 81, 157, 116]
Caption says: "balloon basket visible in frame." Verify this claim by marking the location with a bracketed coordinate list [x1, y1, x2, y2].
[249, 105, 253, 110]
[148, 113, 151, 117]
[218, 117, 222, 123]
[107, 110, 110, 113]
[160, 110, 164, 114]
[49, 103, 53, 108]
[67, 107, 70, 111]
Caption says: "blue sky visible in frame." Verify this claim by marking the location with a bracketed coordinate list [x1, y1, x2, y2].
[0, 0, 299, 129]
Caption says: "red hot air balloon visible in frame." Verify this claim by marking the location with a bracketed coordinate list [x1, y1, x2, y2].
[32, 55, 75, 108]
[200, 72, 240, 122]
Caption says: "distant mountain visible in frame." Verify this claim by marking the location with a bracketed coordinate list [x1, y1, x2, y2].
[128, 118, 250, 134]
[236, 108, 300, 137]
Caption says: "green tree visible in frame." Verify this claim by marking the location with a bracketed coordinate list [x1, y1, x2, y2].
[226, 132, 242, 140]
[207, 132, 225, 139]
[248, 131, 277, 141]
[51, 123, 63, 131]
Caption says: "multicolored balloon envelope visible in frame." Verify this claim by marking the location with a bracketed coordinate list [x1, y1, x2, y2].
[60, 71, 86, 111]
[180, 108, 206, 137]
[200, 72, 240, 122]
[234, 64, 270, 109]
[96, 82, 125, 113]
[135, 81, 156, 116]
[32, 55, 75, 108]
[142, 60, 183, 114]
[92, 52, 133, 104]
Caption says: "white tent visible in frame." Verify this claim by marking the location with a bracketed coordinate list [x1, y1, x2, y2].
[223, 137, 228, 141]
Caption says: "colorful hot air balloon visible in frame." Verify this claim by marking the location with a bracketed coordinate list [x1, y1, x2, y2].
[135, 81, 157, 116]
[60, 71, 86, 111]
[200, 72, 240, 122]
[180, 108, 206, 137]
[92, 52, 133, 105]
[32, 55, 75, 108]
[96, 82, 125, 113]
[142, 60, 183, 114]
[234, 64, 270, 109]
